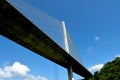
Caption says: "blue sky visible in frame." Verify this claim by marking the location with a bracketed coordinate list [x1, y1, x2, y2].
[1, 0, 120, 80]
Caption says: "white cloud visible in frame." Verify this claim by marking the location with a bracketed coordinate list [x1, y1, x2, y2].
[4, 62, 30, 76]
[95, 36, 101, 41]
[0, 62, 47, 80]
[86, 46, 93, 53]
[116, 55, 120, 58]
[0, 68, 13, 79]
[88, 64, 104, 72]
[24, 74, 48, 80]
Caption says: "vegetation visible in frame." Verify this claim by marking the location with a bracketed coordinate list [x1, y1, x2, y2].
[89, 57, 120, 80]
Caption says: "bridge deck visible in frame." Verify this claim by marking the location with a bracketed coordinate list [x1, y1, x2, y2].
[0, 0, 92, 79]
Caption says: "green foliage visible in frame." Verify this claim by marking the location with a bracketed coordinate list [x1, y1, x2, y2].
[89, 57, 120, 80]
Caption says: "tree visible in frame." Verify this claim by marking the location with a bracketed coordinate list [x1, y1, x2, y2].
[89, 57, 120, 80]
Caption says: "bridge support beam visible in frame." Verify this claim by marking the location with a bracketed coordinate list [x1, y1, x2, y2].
[62, 21, 69, 53]
[62, 21, 74, 80]
[68, 66, 74, 80]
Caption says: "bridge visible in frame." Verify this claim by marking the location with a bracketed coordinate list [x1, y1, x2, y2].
[0, 0, 92, 80]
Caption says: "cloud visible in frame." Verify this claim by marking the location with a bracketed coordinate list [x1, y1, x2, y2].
[95, 36, 101, 41]
[0, 62, 47, 80]
[86, 46, 93, 53]
[116, 55, 120, 58]
[0, 68, 13, 79]
[4, 62, 30, 76]
[88, 64, 104, 72]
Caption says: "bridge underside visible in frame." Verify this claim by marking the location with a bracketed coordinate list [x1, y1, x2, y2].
[0, 0, 92, 79]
